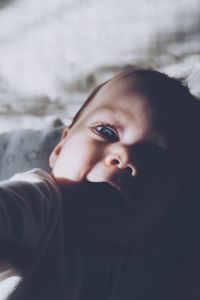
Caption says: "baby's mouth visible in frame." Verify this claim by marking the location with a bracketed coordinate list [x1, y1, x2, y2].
[86, 168, 135, 197]
[86, 180, 125, 207]
[85, 169, 137, 207]
[107, 169, 134, 191]
[106, 176, 122, 191]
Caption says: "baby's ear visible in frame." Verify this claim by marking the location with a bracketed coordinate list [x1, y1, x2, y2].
[60, 127, 69, 140]
[49, 127, 69, 168]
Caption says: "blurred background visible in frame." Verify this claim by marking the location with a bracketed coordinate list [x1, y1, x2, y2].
[0, 0, 200, 132]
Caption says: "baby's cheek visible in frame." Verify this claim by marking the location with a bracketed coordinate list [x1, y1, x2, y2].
[52, 140, 98, 182]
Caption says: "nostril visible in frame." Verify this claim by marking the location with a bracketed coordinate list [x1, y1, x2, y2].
[112, 159, 120, 165]
[126, 166, 133, 176]
[105, 155, 121, 167]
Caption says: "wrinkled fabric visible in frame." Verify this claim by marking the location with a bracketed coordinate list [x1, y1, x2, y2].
[0, 169, 179, 299]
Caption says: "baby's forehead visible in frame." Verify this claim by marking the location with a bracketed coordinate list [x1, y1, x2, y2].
[88, 76, 149, 111]
[85, 77, 154, 125]
[97, 76, 140, 100]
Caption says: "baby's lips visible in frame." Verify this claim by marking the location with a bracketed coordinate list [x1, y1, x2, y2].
[109, 168, 134, 188]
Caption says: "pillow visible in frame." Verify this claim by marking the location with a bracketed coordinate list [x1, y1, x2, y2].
[0, 125, 64, 181]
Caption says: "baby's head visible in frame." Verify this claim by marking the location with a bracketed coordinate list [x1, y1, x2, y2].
[50, 69, 199, 188]
[49, 69, 200, 242]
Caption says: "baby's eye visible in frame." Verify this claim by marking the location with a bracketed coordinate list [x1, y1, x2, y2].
[92, 123, 119, 142]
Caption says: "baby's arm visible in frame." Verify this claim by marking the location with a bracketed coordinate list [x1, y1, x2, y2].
[0, 169, 62, 267]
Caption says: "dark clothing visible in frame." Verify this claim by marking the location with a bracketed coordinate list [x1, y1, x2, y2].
[0, 169, 178, 300]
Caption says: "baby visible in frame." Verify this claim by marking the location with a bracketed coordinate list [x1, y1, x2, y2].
[1, 69, 200, 300]
[50, 69, 200, 244]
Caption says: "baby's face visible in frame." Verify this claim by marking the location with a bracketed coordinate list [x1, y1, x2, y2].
[49, 76, 196, 241]
[50, 77, 171, 191]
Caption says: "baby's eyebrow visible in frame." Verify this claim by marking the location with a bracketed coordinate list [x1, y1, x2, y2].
[91, 106, 133, 121]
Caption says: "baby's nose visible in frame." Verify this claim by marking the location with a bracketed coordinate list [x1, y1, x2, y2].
[105, 152, 137, 176]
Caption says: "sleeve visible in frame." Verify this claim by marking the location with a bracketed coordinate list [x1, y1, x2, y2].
[0, 169, 62, 259]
